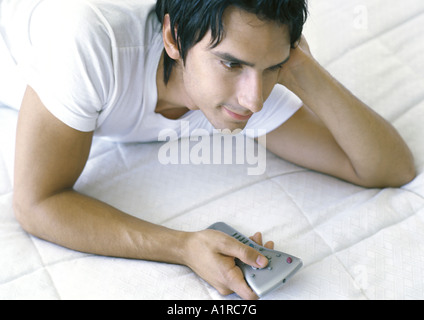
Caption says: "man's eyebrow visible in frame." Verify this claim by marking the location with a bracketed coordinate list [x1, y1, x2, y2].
[212, 51, 290, 69]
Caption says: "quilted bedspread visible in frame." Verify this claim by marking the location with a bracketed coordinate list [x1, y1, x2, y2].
[1, 0, 424, 300]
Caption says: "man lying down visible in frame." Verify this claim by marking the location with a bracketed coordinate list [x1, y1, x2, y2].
[0, 0, 415, 300]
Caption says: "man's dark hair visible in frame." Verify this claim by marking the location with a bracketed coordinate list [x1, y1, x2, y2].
[155, 0, 308, 84]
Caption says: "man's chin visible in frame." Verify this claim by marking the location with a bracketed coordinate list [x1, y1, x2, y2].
[210, 121, 248, 134]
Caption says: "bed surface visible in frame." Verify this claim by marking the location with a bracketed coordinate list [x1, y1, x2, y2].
[1, 0, 424, 299]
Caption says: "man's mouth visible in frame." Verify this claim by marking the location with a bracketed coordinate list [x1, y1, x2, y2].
[222, 106, 253, 121]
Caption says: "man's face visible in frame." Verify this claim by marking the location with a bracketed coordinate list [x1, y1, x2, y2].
[180, 6, 291, 131]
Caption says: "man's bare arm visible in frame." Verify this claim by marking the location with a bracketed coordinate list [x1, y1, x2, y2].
[13, 86, 190, 263]
[267, 36, 416, 188]
[13, 86, 269, 300]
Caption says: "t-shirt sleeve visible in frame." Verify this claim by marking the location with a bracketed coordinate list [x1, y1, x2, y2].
[243, 84, 303, 138]
[21, 0, 114, 132]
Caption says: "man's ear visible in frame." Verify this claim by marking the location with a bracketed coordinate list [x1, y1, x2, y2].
[162, 14, 181, 60]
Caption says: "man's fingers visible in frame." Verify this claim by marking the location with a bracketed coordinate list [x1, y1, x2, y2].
[250, 232, 275, 250]
[219, 234, 268, 269]
[250, 232, 262, 245]
[264, 241, 275, 250]
[225, 266, 259, 300]
[212, 231, 278, 300]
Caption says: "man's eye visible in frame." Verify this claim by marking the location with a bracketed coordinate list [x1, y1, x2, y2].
[222, 61, 242, 70]
[268, 65, 283, 72]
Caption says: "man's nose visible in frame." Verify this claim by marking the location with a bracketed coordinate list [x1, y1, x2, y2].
[237, 72, 264, 114]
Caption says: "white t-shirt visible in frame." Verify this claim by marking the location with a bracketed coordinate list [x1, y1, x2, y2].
[0, 0, 303, 143]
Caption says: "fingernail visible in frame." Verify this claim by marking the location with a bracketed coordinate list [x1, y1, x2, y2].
[256, 255, 268, 268]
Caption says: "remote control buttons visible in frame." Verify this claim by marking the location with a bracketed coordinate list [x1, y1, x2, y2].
[286, 257, 293, 264]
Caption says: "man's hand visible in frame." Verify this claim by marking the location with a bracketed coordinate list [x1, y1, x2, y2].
[278, 35, 313, 87]
[183, 229, 274, 300]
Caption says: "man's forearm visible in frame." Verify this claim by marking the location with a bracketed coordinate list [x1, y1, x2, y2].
[280, 56, 415, 187]
[15, 189, 272, 300]
[16, 190, 188, 264]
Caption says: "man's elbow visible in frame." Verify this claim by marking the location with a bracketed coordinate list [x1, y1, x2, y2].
[385, 152, 417, 188]
[392, 164, 417, 187]
[360, 162, 417, 189]
[13, 193, 39, 236]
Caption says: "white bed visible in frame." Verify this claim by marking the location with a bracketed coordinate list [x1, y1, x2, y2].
[1, 0, 424, 300]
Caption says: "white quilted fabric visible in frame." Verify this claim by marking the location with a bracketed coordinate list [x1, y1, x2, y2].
[1, 0, 424, 299]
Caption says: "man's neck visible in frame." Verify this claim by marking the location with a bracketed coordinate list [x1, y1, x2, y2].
[155, 53, 192, 120]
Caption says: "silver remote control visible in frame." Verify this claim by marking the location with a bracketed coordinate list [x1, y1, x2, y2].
[208, 222, 303, 298]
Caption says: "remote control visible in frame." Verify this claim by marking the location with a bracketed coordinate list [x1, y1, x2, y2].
[208, 222, 303, 298]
